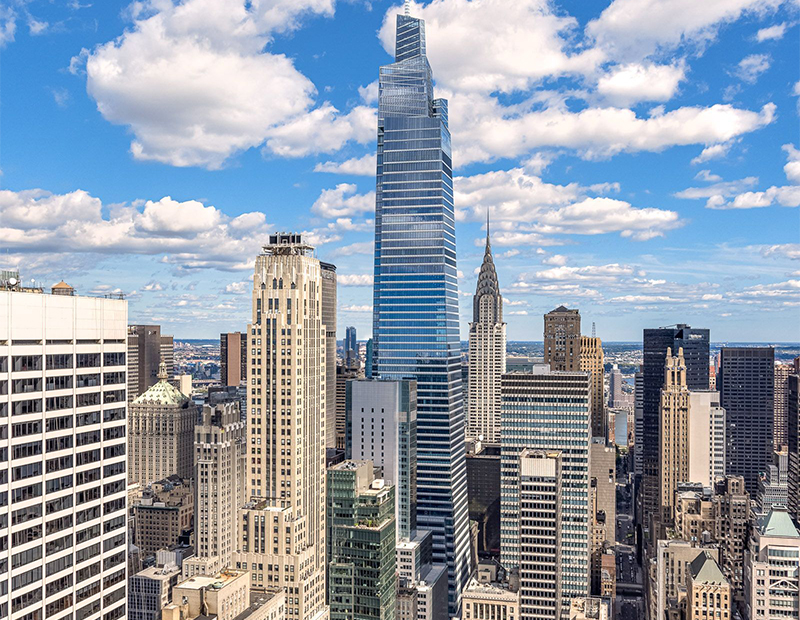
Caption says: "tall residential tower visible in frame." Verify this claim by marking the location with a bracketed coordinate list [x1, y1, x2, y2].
[466, 225, 506, 444]
[371, 10, 471, 612]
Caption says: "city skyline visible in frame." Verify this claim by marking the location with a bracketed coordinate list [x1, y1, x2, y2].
[1, 0, 798, 342]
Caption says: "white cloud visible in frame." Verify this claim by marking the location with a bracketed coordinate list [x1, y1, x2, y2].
[711, 186, 800, 209]
[542, 254, 568, 266]
[762, 244, 800, 260]
[508, 310, 529, 315]
[783, 143, 800, 183]
[691, 141, 735, 164]
[340, 304, 372, 313]
[358, 80, 378, 104]
[0, 188, 272, 271]
[586, 0, 785, 62]
[311, 184, 375, 218]
[331, 241, 373, 256]
[695, 169, 722, 182]
[337, 274, 373, 286]
[674, 177, 759, 200]
[756, 23, 788, 41]
[0, 6, 15, 48]
[224, 281, 250, 295]
[733, 53, 771, 83]
[596, 62, 685, 106]
[314, 153, 376, 175]
[142, 281, 164, 292]
[28, 17, 48, 35]
[79, 0, 367, 168]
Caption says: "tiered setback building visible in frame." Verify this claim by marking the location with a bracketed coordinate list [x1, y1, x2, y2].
[466, 229, 506, 444]
[128, 361, 196, 486]
[233, 233, 328, 620]
[371, 11, 471, 612]
[0, 286, 129, 620]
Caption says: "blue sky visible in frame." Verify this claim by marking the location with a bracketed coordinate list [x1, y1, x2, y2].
[1, 0, 798, 342]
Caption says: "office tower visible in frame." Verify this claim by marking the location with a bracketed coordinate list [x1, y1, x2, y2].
[233, 233, 327, 619]
[220, 331, 247, 386]
[634, 371, 643, 476]
[346, 379, 417, 540]
[0, 281, 128, 620]
[501, 368, 591, 613]
[744, 507, 800, 620]
[713, 476, 749, 592]
[371, 9, 471, 611]
[128, 360, 196, 485]
[335, 365, 358, 451]
[183, 398, 246, 577]
[543, 306, 581, 370]
[466, 226, 506, 444]
[517, 449, 563, 620]
[774, 363, 792, 449]
[589, 440, 616, 597]
[128, 323, 174, 401]
[466, 444, 501, 558]
[642, 325, 709, 539]
[658, 348, 691, 531]
[365, 338, 374, 379]
[649, 540, 720, 620]
[580, 335, 605, 438]
[789, 374, 800, 522]
[344, 325, 358, 370]
[129, 564, 182, 620]
[719, 346, 775, 494]
[687, 390, 726, 487]
[133, 476, 194, 557]
[758, 449, 789, 514]
[686, 553, 731, 620]
[321, 261, 338, 449]
[608, 364, 624, 408]
[327, 461, 397, 620]
[164, 570, 285, 620]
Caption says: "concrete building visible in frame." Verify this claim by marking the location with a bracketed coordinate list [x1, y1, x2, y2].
[466, 443, 501, 558]
[501, 368, 591, 615]
[649, 540, 720, 620]
[0, 279, 128, 620]
[129, 323, 174, 401]
[517, 449, 563, 620]
[589, 440, 615, 597]
[580, 336, 605, 439]
[568, 597, 610, 620]
[774, 363, 792, 449]
[674, 487, 716, 545]
[413, 563, 449, 620]
[129, 360, 196, 485]
[466, 227, 506, 444]
[719, 346, 775, 495]
[687, 390, 726, 487]
[129, 564, 182, 620]
[344, 325, 357, 370]
[346, 379, 417, 540]
[685, 552, 731, 620]
[788, 374, 800, 523]
[758, 449, 789, 514]
[327, 461, 396, 620]
[634, 371, 644, 476]
[461, 577, 520, 620]
[220, 331, 247, 387]
[165, 570, 285, 620]
[184, 398, 246, 578]
[713, 476, 749, 593]
[133, 476, 194, 557]
[320, 261, 337, 449]
[608, 364, 624, 409]
[233, 233, 328, 620]
[335, 365, 358, 451]
[642, 325, 709, 542]
[744, 507, 800, 620]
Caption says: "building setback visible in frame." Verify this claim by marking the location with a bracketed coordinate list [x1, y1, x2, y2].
[371, 9, 471, 612]
[719, 346, 774, 495]
[0, 282, 129, 620]
[466, 226, 506, 444]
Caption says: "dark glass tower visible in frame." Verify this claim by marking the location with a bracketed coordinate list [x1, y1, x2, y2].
[641, 325, 709, 538]
[371, 10, 471, 613]
[719, 346, 775, 495]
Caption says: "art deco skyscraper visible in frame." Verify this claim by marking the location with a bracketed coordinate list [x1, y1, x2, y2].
[467, 225, 506, 444]
[233, 233, 328, 620]
[371, 9, 471, 612]
[321, 261, 338, 448]
[658, 348, 690, 532]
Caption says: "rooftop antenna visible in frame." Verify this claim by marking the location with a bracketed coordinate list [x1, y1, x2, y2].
[404, 0, 411, 16]
[486, 209, 490, 246]
[592, 321, 596, 338]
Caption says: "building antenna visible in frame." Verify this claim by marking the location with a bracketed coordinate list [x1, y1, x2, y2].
[404, 0, 411, 16]
[592, 321, 596, 338]
[486, 209, 490, 246]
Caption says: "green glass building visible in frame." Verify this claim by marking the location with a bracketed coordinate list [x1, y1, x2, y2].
[327, 460, 397, 620]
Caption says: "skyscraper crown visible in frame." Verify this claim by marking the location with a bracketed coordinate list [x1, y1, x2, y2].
[395, 14, 426, 61]
[473, 217, 503, 323]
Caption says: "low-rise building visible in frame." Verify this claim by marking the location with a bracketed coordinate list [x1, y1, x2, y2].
[649, 539, 720, 620]
[461, 576, 520, 620]
[685, 552, 731, 620]
[568, 597, 610, 620]
[129, 564, 182, 620]
[133, 476, 194, 557]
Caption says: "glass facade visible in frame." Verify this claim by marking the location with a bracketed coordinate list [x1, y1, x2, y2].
[371, 12, 471, 614]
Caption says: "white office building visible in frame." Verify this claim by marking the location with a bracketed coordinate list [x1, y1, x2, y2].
[0, 278, 128, 620]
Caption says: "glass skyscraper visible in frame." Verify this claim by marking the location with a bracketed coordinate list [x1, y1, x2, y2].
[371, 10, 471, 614]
